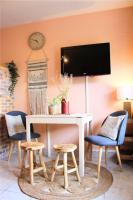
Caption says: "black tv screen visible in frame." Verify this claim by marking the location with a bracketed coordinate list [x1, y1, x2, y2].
[61, 42, 111, 77]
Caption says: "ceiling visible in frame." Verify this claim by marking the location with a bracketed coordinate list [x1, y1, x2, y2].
[0, 0, 133, 28]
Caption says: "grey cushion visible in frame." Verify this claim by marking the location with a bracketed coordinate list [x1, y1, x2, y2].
[99, 115, 125, 140]
[5, 114, 26, 137]
[6, 111, 40, 141]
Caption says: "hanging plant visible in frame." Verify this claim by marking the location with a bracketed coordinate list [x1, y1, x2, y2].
[7, 61, 19, 96]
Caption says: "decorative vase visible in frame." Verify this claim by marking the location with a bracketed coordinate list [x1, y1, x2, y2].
[48, 105, 58, 115]
[61, 99, 69, 114]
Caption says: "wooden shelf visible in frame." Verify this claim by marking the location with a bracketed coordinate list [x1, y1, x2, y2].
[120, 119, 133, 161]
[124, 137, 133, 143]
[121, 154, 133, 160]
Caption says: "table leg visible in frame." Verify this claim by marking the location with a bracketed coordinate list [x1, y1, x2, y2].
[46, 125, 51, 157]
[78, 122, 84, 177]
[85, 121, 90, 161]
[26, 120, 31, 141]
[88, 121, 92, 160]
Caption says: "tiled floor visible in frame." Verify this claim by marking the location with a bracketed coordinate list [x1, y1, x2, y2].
[0, 152, 133, 200]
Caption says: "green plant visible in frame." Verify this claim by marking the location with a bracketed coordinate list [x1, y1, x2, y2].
[48, 94, 62, 106]
[7, 61, 19, 95]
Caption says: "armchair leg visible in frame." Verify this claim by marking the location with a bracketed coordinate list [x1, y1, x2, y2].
[85, 142, 92, 161]
[105, 146, 108, 166]
[97, 146, 103, 179]
[115, 146, 122, 169]
[88, 143, 92, 161]
[8, 141, 14, 162]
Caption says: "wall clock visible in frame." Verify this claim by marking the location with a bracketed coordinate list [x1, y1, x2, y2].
[28, 32, 45, 50]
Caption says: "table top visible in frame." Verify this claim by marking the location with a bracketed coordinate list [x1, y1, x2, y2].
[26, 113, 92, 119]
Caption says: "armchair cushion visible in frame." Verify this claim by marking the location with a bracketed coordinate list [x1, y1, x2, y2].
[9, 132, 40, 141]
[85, 135, 117, 146]
[99, 115, 125, 140]
[5, 114, 26, 137]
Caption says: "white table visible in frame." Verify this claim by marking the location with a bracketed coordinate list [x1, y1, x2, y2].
[26, 113, 92, 177]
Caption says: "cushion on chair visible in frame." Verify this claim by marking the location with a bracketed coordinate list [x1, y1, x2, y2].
[85, 135, 117, 146]
[98, 115, 125, 140]
[5, 114, 26, 137]
[10, 132, 40, 141]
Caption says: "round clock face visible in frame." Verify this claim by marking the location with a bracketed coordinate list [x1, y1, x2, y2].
[28, 32, 45, 50]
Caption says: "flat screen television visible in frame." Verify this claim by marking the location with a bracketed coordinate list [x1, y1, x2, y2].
[61, 42, 111, 77]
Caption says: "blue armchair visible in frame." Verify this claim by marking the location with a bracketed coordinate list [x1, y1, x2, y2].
[85, 110, 128, 179]
[5, 111, 40, 166]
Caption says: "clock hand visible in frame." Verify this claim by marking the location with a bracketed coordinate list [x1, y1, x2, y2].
[32, 39, 39, 43]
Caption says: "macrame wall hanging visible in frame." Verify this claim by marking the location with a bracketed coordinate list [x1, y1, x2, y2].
[27, 58, 48, 115]
[27, 32, 48, 114]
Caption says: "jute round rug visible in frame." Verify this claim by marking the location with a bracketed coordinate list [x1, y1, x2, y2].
[18, 162, 113, 200]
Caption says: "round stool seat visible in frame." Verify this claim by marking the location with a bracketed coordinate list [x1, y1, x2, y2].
[21, 141, 45, 150]
[53, 144, 77, 153]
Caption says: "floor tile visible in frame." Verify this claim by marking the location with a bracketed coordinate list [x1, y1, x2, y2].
[0, 190, 31, 200]
[94, 194, 105, 200]
[0, 152, 133, 200]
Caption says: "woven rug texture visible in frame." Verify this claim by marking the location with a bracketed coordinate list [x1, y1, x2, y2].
[18, 162, 113, 200]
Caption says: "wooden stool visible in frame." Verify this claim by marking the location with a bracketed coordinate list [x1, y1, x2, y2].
[51, 144, 81, 189]
[21, 141, 48, 185]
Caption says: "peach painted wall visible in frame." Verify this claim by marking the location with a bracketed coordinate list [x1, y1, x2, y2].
[0, 29, 2, 61]
[1, 7, 133, 145]
[0, 6, 1, 61]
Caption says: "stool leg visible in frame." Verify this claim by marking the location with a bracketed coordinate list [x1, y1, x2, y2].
[29, 150, 34, 185]
[31, 138, 38, 166]
[71, 151, 81, 182]
[20, 149, 27, 177]
[51, 153, 60, 182]
[34, 138, 38, 163]
[39, 149, 48, 179]
[33, 151, 37, 168]
[17, 141, 22, 168]
[63, 152, 68, 189]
